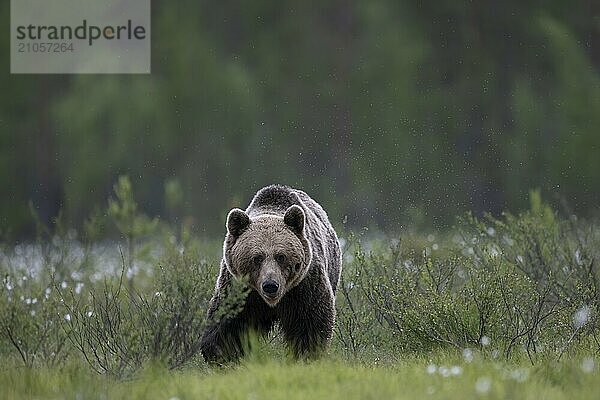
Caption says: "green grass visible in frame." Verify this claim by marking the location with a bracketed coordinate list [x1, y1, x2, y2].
[1, 352, 598, 400]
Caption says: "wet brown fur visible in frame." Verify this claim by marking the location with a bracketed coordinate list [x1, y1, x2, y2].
[200, 185, 342, 363]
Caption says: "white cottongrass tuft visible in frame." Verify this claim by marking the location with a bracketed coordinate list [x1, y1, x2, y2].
[480, 336, 491, 346]
[463, 348, 474, 363]
[475, 377, 492, 394]
[573, 305, 591, 329]
[509, 368, 529, 383]
[581, 357, 595, 373]
[437, 365, 462, 378]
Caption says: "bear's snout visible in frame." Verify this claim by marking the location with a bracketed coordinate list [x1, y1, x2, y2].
[261, 280, 280, 297]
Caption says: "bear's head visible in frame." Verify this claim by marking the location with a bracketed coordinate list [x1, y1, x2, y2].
[223, 205, 313, 306]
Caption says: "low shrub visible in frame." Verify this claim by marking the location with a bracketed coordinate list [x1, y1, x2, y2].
[1, 180, 598, 375]
[335, 190, 599, 362]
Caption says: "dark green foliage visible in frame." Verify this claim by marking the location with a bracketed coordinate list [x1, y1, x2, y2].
[1, 183, 599, 376]
[0, 182, 249, 377]
[1, 1, 599, 236]
[0, 274, 68, 367]
[57, 255, 238, 378]
[334, 192, 599, 362]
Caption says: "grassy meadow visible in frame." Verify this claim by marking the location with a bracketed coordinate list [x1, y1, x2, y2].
[2, 354, 599, 400]
[1, 180, 599, 399]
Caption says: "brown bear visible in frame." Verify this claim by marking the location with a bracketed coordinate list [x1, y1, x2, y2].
[200, 184, 342, 363]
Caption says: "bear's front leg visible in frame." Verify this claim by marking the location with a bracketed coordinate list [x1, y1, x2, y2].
[279, 280, 335, 358]
[200, 262, 276, 363]
[201, 294, 276, 363]
[200, 314, 246, 363]
[200, 263, 248, 363]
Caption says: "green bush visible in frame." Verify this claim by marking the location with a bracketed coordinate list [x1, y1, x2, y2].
[0, 176, 248, 377]
[334, 191, 599, 363]
[1, 179, 599, 376]
[0, 272, 68, 367]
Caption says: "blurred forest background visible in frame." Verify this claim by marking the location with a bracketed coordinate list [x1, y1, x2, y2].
[1, 1, 599, 238]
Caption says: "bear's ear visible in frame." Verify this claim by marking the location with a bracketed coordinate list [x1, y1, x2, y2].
[227, 208, 250, 237]
[284, 205, 305, 235]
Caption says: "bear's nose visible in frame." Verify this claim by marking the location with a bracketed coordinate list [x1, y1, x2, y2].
[262, 280, 279, 297]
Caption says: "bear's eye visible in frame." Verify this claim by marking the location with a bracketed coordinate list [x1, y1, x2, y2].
[274, 254, 286, 264]
[253, 254, 264, 265]
[294, 263, 301, 272]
